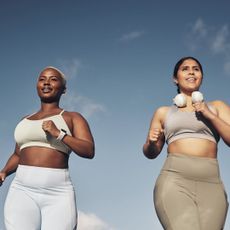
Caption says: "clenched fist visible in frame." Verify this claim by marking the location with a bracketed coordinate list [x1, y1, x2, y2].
[148, 128, 164, 143]
[193, 102, 215, 120]
[42, 120, 60, 138]
[0, 172, 6, 186]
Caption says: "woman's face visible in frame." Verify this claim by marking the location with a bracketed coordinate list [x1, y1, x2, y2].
[37, 68, 66, 102]
[174, 59, 203, 94]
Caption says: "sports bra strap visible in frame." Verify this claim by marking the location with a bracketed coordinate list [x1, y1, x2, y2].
[25, 112, 36, 119]
[59, 109, 65, 115]
[26, 110, 65, 119]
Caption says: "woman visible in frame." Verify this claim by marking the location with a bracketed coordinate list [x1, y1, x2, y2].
[0, 66, 95, 230]
[143, 57, 230, 230]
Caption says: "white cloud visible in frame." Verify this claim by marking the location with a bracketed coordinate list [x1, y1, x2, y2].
[120, 30, 145, 42]
[185, 19, 230, 76]
[192, 18, 207, 38]
[61, 92, 106, 119]
[78, 211, 115, 230]
[55, 59, 105, 118]
[186, 18, 230, 55]
[185, 18, 208, 51]
[211, 25, 230, 54]
[57, 58, 81, 80]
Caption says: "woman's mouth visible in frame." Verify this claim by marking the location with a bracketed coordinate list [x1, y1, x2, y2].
[42, 87, 52, 93]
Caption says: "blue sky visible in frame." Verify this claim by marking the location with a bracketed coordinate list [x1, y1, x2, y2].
[1, 0, 230, 229]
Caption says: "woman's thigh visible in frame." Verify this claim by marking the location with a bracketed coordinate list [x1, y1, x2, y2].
[154, 172, 228, 230]
[154, 173, 200, 230]
[40, 189, 77, 230]
[4, 185, 41, 230]
[196, 181, 228, 230]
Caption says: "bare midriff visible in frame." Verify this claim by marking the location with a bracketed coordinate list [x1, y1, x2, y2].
[19, 147, 69, 168]
[167, 138, 217, 158]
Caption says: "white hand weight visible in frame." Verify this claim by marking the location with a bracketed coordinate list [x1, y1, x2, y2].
[173, 91, 204, 107]
[191, 91, 204, 103]
[173, 93, 187, 107]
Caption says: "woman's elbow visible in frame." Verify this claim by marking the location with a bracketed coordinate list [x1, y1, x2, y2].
[143, 146, 159, 159]
[86, 144, 95, 159]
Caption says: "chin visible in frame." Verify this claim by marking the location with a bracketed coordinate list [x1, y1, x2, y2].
[40, 97, 56, 103]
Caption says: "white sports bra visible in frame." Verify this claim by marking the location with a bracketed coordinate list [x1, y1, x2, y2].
[14, 110, 72, 154]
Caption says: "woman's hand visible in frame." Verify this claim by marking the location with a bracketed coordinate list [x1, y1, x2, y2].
[143, 106, 168, 159]
[0, 172, 6, 186]
[144, 128, 164, 159]
[193, 102, 216, 120]
[42, 120, 60, 138]
[148, 128, 164, 144]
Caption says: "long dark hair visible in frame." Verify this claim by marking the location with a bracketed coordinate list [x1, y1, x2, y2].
[173, 56, 203, 93]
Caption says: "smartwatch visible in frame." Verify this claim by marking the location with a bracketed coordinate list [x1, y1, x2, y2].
[56, 129, 67, 141]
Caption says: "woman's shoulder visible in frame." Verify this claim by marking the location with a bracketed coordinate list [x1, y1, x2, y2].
[153, 106, 172, 122]
[209, 100, 229, 106]
[209, 100, 230, 113]
[19, 112, 36, 121]
[209, 100, 230, 110]
[63, 111, 87, 122]
[155, 106, 172, 115]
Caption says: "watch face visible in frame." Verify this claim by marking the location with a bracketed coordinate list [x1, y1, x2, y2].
[61, 129, 67, 133]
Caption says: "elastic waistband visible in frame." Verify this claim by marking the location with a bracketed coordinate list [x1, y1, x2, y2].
[14, 164, 72, 188]
[161, 153, 221, 183]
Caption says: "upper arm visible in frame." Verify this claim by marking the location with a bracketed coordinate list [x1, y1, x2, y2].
[14, 144, 21, 156]
[213, 100, 230, 125]
[149, 106, 169, 131]
[71, 112, 94, 144]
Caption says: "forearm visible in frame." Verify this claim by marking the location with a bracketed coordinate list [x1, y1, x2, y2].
[143, 140, 164, 159]
[1, 153, 20, 177]
[63, 135, 95, 158]
[209, 115, 230, 146]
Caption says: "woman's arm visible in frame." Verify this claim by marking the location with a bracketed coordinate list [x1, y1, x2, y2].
[143, 107, 167, 159]
[42, 112, 95, 158]
[0, 144, 20, 186]
[194, 100, 230, 147]
[62, 112, 95, 158]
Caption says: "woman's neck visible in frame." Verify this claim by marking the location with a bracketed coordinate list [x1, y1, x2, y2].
[40, 102, 60, 113]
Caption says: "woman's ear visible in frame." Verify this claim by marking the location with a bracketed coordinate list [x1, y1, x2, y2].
[62, 86, 66, 94]
[173, 77, 178, 85]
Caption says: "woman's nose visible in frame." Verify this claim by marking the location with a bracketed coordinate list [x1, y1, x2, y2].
[44, 78, 50, 84]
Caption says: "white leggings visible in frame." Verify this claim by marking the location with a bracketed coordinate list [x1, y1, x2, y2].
[4, 165, 77, 230]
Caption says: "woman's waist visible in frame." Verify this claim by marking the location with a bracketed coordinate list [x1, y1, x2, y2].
[161, 153, 221, 182]
[19, 147, 69, 168]
[167, 138, 217, 158]
[14, 164, 72, 188]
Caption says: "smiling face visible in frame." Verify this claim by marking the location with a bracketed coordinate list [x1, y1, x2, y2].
[173, 58, 203, 94]
[37, 68, 66, 103]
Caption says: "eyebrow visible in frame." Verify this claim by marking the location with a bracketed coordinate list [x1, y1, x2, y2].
[39, 75, 60, 78]
[180, 65, 200, 68]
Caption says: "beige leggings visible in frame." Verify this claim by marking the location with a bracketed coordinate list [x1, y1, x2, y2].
[154, 153, 228, 230]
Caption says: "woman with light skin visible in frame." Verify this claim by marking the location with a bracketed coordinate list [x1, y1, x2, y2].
[143, 57, 230, 230]
[0, 66, 94, 230]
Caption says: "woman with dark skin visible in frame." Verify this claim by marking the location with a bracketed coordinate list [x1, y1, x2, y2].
[143, 57, 230, 230]
[0, 66, 94, 230]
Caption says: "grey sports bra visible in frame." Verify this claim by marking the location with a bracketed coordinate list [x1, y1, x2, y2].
[14, 110, 72, 154]
[164, 105, 220, 144]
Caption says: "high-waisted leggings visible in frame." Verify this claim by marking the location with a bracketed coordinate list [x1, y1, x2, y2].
[4, 165, 77, 230]
[154, 153, 228, 230]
